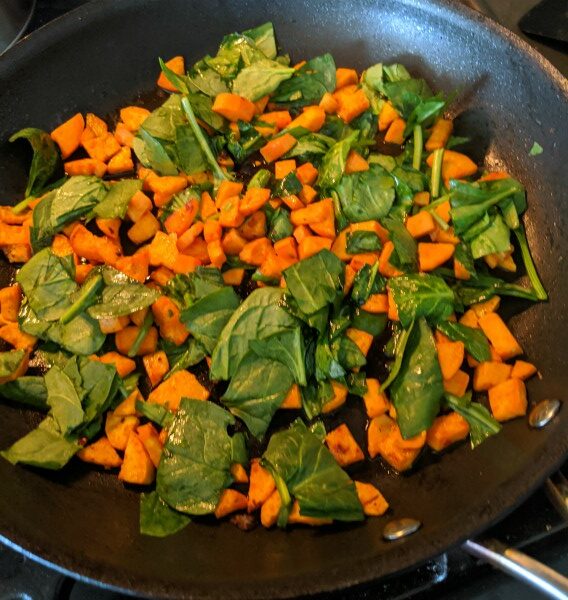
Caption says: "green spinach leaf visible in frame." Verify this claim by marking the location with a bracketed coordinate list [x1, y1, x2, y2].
[233, 59, 294, 101]
[249, 327, 306, 385]
[93, 179, 142, 219]
[317, 131, 359, 189]
[0, 376, 48, 410]
[140, 491, 191, 537]
[390, 318, 443, 438]
[435, 320, 491, 362]
[346, 230, 382, 254]
[10, 128, 60, 197]
[445, 392, 501, 448]
[157, 399, 247, 514]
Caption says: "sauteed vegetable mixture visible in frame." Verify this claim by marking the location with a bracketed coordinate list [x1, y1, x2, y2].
[0, 23, 547, 536]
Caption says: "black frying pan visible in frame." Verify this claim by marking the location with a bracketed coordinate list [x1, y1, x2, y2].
[0, 1, 567, 598]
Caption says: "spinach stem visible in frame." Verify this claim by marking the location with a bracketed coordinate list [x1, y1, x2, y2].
[60, 274, 103, 325]
[430, 148, 444, 199]
[13, 197, 34, 214]
[513, 226, 548, 301]
[381, 320, 415, 392]
[412, 125, 423, 170]
[128, 311, 154, 358]
[181, 96, 228, 182]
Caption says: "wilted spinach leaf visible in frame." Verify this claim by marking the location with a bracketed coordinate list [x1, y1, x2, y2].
[157, 399, 247, 515]
[445, 392, 501, 448]
[317, 131, 359, 189]
[140, 491, 191, 537]
[262, 419, 363, 522]
[222, 352, 294, 438]
[435, 320, 491, 362]
[0, 376, 48, 410]
[93, 179, 142, 219]
[390, 318, 443, 438]
[346, 231, 382, 254]
[233, 59, 294, 101]
[388, 274, 454, 327]
[10, 128, 60, 197]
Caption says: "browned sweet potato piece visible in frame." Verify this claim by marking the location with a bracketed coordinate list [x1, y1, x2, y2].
[118, 432, 155, 484]
[355, 481, 389, 516]
[148, 370, 209, 411]
[260, 489, 282, 528]
[105, 412, 139, 451]
[77, 436, 122, 468]
[363, 378, 389, 418]
[247, 459, 275, 513]
[215, 489, 248, 519]
[136, 422, 163, 468]
[325, 424, 365, 467]
[230, 463, 249, 484]
[322, 380, 348, 413]
[426, 412, 470, 452]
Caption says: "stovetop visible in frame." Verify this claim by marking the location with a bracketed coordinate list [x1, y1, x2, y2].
[1, 1, 567, 599]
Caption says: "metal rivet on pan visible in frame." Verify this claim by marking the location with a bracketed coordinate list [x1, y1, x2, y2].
[383, 518, 422, 541]
[528, 399, 561, 428]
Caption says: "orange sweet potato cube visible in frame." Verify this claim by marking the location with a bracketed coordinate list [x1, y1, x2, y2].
[488, 378, 527, 422]
[325, 424, 365, 467]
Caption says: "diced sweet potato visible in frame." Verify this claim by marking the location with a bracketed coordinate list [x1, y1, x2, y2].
[325, 424, 365, 467]
[64, 158, 106, 178]
[346, 327, 373, 357]
[287, 500, 332, 526]
[260, 133, 297, 163]
[0, 284, 22, 323]
[115, 325, 158, 356]
[471, 296, 501, 318]
[230, 463, 249, 484]
[50, 113, 85, 159]
[118, 432, 155, 485]
[0, 323, 36, 351]
[425, 118, 453, 151]
[105, 412, 140, 451]
[119, 106, 150, 132]
[157, 56, 185, 92]
[473, 361, 512, 391]
[418, 242, 455, 271]
[215, 489, 248, 519]
[361, 293, 389, 314]
[384, 118, 406, 144]
[436, 340, 465, 380]
[426, 412, 470, 452]
[378, 241, 403, 278]
[406, 211, 436, 239]
[322, 381, 348, 413]
[136, 422, 163, 468]
[298, 236, 332, 259]
[152, 296, 189, 345]
[280, 384, 302, 409]
[288, 106, 326, 132]
[222, 268, 245, 286]
[478, 312, 523, 360]
[367, 414, 425, 472]
[459, 309, 479, 329]
[335, 88, 370, 123]
[335, 67, 358, 89]
[363, 378, 389, 418]
[0, 350, 28, 385]
[443, 369, 470, 397]
[77, 436, 122, 468]
[260, 489, 282, 528]
[148, 370, 209, 411]
[143, 351, 170, 387]
[378, 101, 399, 131]
[113, 389, 141, 417]
[511, 360, 537, 381]
[127, 191, 153, 222]
[488, 378, 527, 422]
[98, 316, 130, 334]
[97, 351, 136, 377]
[247, 459, 275, 513]
[355, 481, 389, 516]
[239, 237, 273, 266]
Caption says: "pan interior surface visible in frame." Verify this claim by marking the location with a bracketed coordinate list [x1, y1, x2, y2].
[0, 1, 566, 598]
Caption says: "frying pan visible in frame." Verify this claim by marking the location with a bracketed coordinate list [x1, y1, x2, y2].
[0, 0, 567, 597]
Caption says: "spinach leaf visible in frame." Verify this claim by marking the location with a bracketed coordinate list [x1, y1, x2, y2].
[210, 287, 298, 380]
[346, 231, 382, 254]
[282, 250, 344, 316]
[44, 365, 84, 434]
[267, 207, 293, 242]
[180, 286, 240, 354]
[30, 176, 107, 250]
[162, 338, 207, 380]
[20, 301, 105, 356]
[435, 320, 491, 362]
[140, 491, 191, 537]
[93, 179, 142, 219]
[445, 392, 501, 448]
[333, 335, 366, 370]
[262, 419, 363, 522]
[78, 358, 119, 427]
[222, 353, 294, 438]
[317, 131, 358, 189]
[87, 267, 161, 319]
[187, 62, 229, 97]
[284, 133, 335, 160]
[315, 337, 346, 381]
[134, 128, 178, 176]
[232, 59, 294, 101]
[383, 77, 433, 120]
[242, 22, 277, 59]
[351, 262, 385, 305]
[17, 249, 77, 321]
[135, 400, 174, 428]
[469, 213, 511, 259]
[0, 417, 79, 470]
[273, 171, 302, 198]
[301, 381, 334, 420]
[388, 274, 454, 328]
[0, 376, 48, 410]
[450, 269, 541, 305]
[166, 267, 225, 308]
[383, 217, 418, 271]
[61, 273, 104, 325]
[226, 121, 265, 164]
[157, 399, 247, 515]
[174, 125, 209, 174]
[141, 95, 185, 141]
[352, 308, 388, 337]
[334, 164, 395, 222]
[272, 54, 336, 108]
[0, 349, 27, 379]
[10, 128, 60, 197]
[249, 327, 306, 385]
[390, 318, 443, 438]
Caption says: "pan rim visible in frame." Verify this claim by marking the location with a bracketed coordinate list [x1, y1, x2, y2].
[0, 0, 567, 598]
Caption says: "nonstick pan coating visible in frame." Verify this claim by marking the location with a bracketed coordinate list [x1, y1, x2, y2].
[0, 1, 566, 598]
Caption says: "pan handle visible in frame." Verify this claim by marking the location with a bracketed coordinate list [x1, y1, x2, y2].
[462, 539, 568, 600]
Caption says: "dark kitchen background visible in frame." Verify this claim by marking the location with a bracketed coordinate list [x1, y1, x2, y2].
[0, 1, 566, 599]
